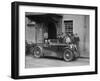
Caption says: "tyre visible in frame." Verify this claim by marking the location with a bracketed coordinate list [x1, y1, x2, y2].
[63, 49, 74, 62]
[33, 46, 43, 58]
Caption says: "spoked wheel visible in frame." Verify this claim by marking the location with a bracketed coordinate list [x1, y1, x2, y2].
[33, 46, 43, 58]
[63, 49, 74, 62]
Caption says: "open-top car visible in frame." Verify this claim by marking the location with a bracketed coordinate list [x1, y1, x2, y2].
[31, 36, 80, 62]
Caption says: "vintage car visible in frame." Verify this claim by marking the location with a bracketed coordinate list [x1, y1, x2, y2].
[31, 38, 80, 62]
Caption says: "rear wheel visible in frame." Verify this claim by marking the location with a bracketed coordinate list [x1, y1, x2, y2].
[63, 49, 74, 62]
[33, 46, 43, 58]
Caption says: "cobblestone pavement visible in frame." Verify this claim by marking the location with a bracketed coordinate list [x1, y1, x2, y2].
[25, 54, 89, 68]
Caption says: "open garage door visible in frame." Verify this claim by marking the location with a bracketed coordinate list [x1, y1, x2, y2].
[47, 22, 57, 39]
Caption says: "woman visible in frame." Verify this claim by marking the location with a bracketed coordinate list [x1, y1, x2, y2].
[64, 34, 71, 44]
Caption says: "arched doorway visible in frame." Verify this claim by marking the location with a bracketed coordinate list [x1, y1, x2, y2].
[47, 22, 57, 39]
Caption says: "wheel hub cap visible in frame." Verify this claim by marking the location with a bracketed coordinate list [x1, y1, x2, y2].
[66, 53, 69, 56]
[36, 51, 39, 54]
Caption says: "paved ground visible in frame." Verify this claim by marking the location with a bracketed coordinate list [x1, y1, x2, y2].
[25, 54, 89, 68]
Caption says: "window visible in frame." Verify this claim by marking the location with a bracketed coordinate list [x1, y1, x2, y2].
[64, 20, 73, 34]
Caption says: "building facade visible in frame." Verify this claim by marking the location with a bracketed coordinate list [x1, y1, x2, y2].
[25, 12, 89, 57]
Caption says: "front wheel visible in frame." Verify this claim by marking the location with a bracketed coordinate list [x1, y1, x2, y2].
[33, 46, 43, 58]
[63, 49, 74, 62]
